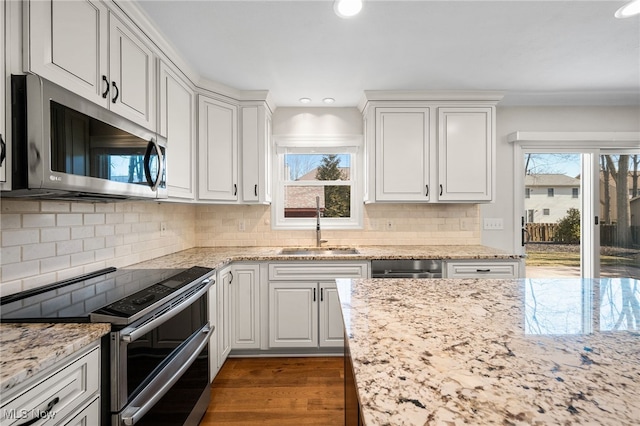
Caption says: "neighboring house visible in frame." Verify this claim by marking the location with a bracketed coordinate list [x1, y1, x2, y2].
[283, 167, 349, 217]
[524, 174, 580, 223]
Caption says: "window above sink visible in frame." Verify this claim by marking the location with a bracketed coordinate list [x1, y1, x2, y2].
[272, 136, 364, 230]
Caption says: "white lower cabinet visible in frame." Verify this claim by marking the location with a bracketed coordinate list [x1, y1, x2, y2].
[0, 342, 101, 426]
[268, 262, 369, 350]
[218, 265, 232, 367]
[444, 260, 521, 279]
[269, 281, 318, 348]
[208, 276, 219, 382]
[231, 263, 261, 349]
[318, 281, 345, 347]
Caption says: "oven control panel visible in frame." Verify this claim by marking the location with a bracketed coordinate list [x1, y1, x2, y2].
[91, 266, 214, 320]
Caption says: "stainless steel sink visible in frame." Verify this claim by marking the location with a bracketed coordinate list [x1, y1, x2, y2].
[279, 247, 359, 256]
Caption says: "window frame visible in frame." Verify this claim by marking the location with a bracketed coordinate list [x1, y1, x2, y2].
[547, 188, 555, 197]
[271, 135, 363, 230]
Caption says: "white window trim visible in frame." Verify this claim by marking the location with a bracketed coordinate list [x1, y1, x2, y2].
[509, 131, 640, 278]
[271, 135, 364, 230]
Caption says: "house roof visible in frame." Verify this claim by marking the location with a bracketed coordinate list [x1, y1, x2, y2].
[525, 174, 580, 187]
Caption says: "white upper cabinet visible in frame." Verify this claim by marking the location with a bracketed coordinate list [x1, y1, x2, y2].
[159, 61, 196, 199]
[240, 105, 272, 204]
[108, 13, 155, 129]
[361, 94, 500, 203]
[375, 107, 431, 201]
[27, 0, 109, 105]
[438, 107, 494, 202]
[27, 0, 156, 130]
[198, 94, 238, 201]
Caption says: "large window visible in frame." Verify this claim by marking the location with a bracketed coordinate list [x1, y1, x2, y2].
[272, 137, 363, 229]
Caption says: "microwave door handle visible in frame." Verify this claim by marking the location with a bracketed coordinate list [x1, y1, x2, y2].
[0, 133, 5, 166]
[143, 138, 164, 192]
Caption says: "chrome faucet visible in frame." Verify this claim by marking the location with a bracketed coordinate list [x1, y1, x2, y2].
[316, 196, 328, 247]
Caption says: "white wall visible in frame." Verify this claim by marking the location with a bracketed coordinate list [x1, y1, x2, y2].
[273, 107, 363, 135]
[482, 106, 640, 253]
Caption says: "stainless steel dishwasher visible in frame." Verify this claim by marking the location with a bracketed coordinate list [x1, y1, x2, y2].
[371, 259, 443, 278]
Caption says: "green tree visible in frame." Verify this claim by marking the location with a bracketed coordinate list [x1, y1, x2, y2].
[316, 155, 350, 218]
[555, 208, 580, 244]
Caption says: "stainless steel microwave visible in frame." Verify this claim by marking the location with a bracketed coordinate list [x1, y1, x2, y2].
[6, 74, 167, 201]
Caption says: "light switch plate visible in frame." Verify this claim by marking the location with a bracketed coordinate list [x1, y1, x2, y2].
[483, 218, 504, 230]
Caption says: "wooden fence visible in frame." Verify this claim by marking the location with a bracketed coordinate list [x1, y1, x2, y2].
[525, 223, 558, 243]
[525, 223, 639, 246]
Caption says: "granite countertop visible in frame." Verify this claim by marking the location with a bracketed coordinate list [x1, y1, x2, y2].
[0, 323, 111, 392]
[337, 277, 640, 425]
[125, 245, 520, 270]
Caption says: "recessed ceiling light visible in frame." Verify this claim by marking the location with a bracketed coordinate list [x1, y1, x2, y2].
[334, 0, 363, 18]
[323, 98, 335, 104]
[615, 0, 640, 18]
[299, 97, 312, 104]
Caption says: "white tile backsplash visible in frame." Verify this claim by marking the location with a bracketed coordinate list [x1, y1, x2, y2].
[1, 198, 480, 297]
[1, 199, 196, 296]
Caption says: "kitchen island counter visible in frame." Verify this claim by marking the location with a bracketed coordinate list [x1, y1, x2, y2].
[337, 277, 640, 425]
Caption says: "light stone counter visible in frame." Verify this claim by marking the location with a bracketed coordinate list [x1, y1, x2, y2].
[0, 322, 110, 392]
[124, 245, 520, 270]
[337, 277, 640, 425]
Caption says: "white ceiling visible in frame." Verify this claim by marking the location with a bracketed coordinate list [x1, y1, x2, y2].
[135, 0, 640, 107]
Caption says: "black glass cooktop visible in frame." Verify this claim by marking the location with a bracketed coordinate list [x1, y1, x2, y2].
[0, 266, 213, 323]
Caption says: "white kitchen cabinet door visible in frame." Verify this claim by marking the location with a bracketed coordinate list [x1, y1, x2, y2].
[241, 105, 272, 203]
[108, 13, 155, 130]
[231, 264, 260, 349]
[198, 95, 238, 201]
[319, 282, 344, 347]
[375, 108, 431, 201]
[217, 265, 232, 368]
[268, 282, 318, 348]
[159, 62, 195, 199]
[438, 107, 493, 201]
[27, 0, 109, 107]
[208, 280, 219, 381]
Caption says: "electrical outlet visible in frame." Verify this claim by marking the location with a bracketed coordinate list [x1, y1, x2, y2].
[160, 222, 168, 237]
[483, 218, 504, 230]
[238, 219, 245, 232]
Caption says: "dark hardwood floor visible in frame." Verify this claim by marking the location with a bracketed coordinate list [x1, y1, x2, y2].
[199, 357, 344, 425]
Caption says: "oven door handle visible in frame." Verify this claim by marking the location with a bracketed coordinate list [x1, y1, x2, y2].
[120, 323, 211, 426]
[120, 278, 213, 343]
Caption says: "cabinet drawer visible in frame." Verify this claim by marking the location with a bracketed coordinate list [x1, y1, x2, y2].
[269, 262, 369, 281]
[61, 395, 99, 426]
[446, 262, 519, 279]
[1, 345, 100, 426]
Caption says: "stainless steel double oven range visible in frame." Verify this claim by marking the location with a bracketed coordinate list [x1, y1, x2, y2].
[0, 266, 215, 426]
